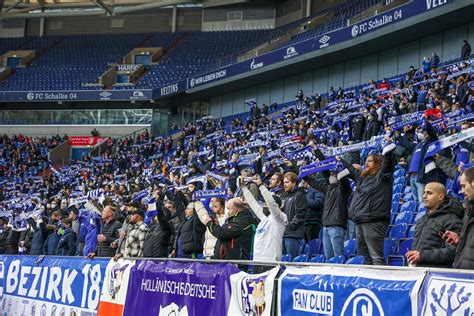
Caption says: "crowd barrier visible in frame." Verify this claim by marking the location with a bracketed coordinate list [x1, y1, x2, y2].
[0, 255, 473, 316]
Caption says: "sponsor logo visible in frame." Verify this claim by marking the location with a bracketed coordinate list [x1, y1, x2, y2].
[351, 9, 402, 38]
[250, 59, 264, 70]
[189, 70, 227, 88]
[341, 288, 384, 316]
[160, 83, 179, 96]
[292, 289, 333, 314]
[284, 47, 298, 59]
[426, 0, 448, 10]
[130, 90, 148, 100]
[319, 35, 331, 48]
[99, 91, 112, 100]
[351, 25, 359, 37]
[24, 92, 78, 101]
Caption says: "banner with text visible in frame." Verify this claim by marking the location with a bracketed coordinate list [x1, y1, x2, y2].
[68, 136, 105, 147]
[278, 266, 425, 316]
[228, 266, 279, 316]
[97, 259, 136, 316]
[418, 271, 474, 316]
[0, 255, 109, 316]
[123, 260, 241, 316]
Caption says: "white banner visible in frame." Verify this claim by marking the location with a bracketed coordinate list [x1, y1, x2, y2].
[228, 266, 279, 316]
[97, 259, 136, 316]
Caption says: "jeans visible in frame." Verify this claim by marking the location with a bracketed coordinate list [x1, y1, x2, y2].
[323, 226, 346, 259]
[346, 220, 356, 240]
[410, 174, 425, 204]
[283, 238, 302, 259]
[356, 221, 389, 265]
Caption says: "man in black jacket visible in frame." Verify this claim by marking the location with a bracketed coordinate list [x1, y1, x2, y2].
[281, 172, 307, 258]
[407, 182, 463, 267]
[174, 202, 206, 258]
[199, 198, 258, 261]
[443, 167, 474, 269]
[87, 205, 121, 258]
[143, 199, 172, 258]
[342, 145, 396, 265]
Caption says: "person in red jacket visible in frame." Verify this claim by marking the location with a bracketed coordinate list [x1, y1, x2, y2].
[378, 78, 390, 90]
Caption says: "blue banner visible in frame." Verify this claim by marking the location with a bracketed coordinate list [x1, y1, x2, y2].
[419, 271, 474, 316]
[278, 266, 425, 316]
[0, 255, 109, 315]
[0, 89, 153, 102]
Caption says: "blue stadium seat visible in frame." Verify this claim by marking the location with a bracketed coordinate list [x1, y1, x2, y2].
[414, 211, 426, 224]
[293, 254, 309, 262]
[309, 254, 326, 263]
[346, 255, 365, 265]
[327, 255, 346, 264]
[407, 226, 416, 238]
[389, 223, 408, 239]
[394, 211, 414, 225]
[281, 254, 292, 262]
[304, 239, 322, 257]
[387, 238, 413, 266]
[344, 239, 357, 258]
[384, 238, 398, 261]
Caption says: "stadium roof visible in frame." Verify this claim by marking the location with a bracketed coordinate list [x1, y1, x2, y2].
[0, 0, 202, 18]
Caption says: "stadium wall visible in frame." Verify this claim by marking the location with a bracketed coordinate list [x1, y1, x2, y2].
[0, 125, 149, 137]
[209, 22, 474, 118]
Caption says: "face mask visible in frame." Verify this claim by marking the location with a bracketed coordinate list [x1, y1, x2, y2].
[329, 176, 338, 185]
[208, 202, 213, 210]
[51, 204, 57, 208]
[417, 133, 425, 141]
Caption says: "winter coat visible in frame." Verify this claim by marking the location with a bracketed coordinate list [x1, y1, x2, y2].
[203, 214, 225, 259]
[143, 210, 172, 258]
[175, 213, 206, 256]
[95, 219, 121, 257]
[344, 150, 395, 224]
[280, 187, 307, 239]
[304, 187, 324, 227]
[309, 176, 351, 228]
[56, 229, 77, 256]
[208, 208, 258, 261]
[454, 200, 474, 269]
[43, 231, 60, 255]
[413, 198, 464, 268]
[30, 222, 50, 255]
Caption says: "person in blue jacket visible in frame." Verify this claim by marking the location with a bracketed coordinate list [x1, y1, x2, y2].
[43, 222, 61, 255]
[56, 219, 77, 256]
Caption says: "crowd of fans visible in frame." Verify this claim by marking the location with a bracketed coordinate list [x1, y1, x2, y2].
[0, 52, 473, 272]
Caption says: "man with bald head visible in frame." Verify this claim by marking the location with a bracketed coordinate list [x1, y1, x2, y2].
[406, 182, 463, 267]
[196, 197, 258, 261]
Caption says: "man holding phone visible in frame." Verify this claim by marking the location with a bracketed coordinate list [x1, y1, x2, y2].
[406, 182, 463, 267]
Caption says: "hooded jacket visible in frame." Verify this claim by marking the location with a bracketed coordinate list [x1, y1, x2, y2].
[413, 198, 464, 268]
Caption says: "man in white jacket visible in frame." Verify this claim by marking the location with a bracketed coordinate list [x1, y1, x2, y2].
[203, 198, 226, 259]
[242, 176, 287, 273]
